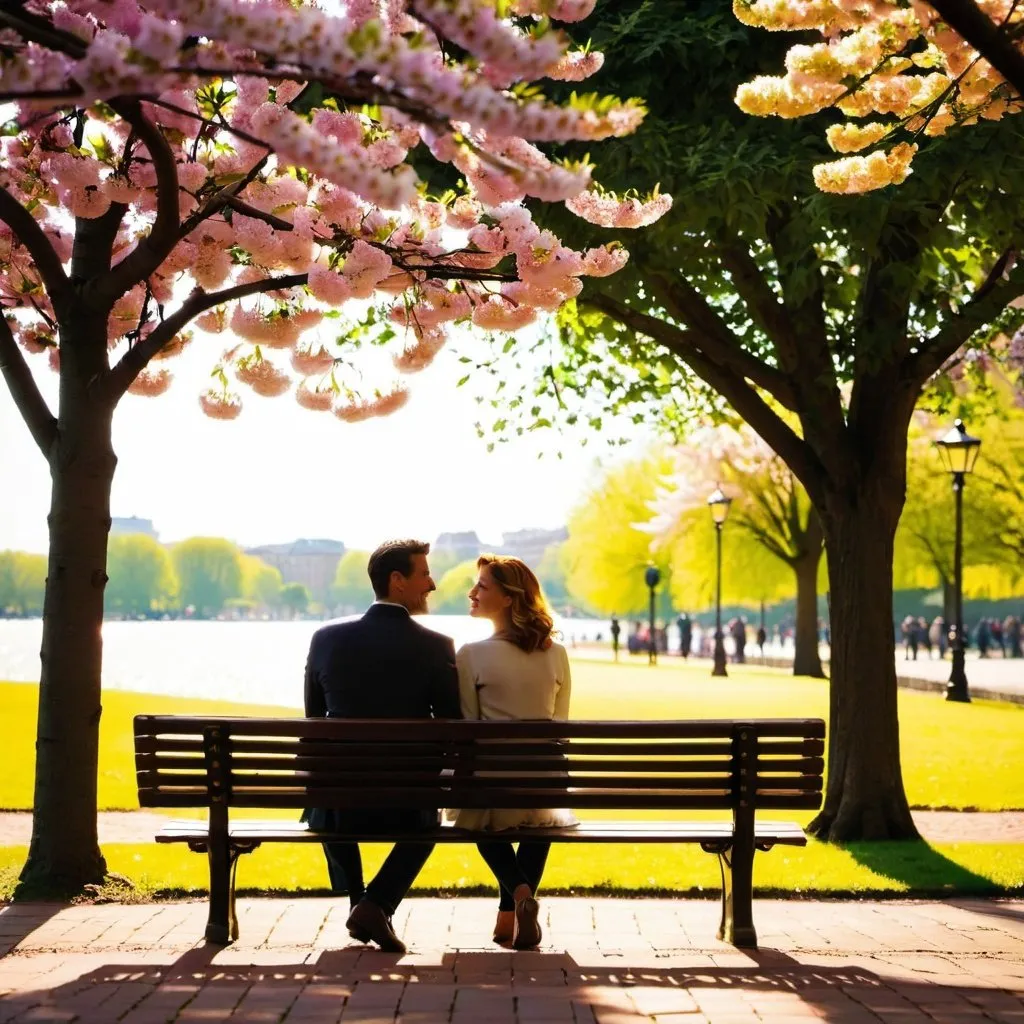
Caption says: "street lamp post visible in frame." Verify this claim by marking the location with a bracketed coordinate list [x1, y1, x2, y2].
[935, 418, 982, 703]
[644, 564, 661, 666]
[707, 486, 732, 678]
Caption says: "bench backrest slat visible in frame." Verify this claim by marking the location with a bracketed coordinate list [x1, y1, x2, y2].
[134, 716, 825, 815]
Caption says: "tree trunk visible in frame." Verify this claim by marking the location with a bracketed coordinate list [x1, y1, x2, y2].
[19, 328, 116, 894]
[791, 550, 825, 678]
[808, 482, 918, 841]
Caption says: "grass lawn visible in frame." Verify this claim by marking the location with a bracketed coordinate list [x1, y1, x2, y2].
[2, 663, 1022, 899]
[1, 839, 1022, 901]
[2, 660, 1020, 812]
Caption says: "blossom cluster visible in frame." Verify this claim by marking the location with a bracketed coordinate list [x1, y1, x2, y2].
[0, 0, 673, 424]
[733, 0, 1024, 193]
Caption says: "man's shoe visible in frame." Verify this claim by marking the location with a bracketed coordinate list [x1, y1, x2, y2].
[346, 899, 406, 953]
[512, 897, 542, 950]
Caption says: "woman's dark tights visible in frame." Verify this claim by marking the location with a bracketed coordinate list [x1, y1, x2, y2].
[476, 841, 550, 911]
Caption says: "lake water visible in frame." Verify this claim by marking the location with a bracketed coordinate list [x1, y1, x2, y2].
[0, 615, 612, 707]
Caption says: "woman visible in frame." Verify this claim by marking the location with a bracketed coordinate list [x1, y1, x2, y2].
[453, 554, 576, 949]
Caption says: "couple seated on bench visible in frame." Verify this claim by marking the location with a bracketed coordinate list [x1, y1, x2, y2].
[303, 538, 576, 954]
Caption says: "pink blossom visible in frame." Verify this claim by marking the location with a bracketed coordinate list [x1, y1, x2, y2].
[392, 324, 447, 372]
[127, 367, 173, 397]
[308, 264, 353, 306]
[565, 189, 674, 228]
[342, 241, 393, 299]
[582, 244, 629, 277]
[334, 385, 410, 422]
[234, 352, 292, 396]
[295, 379, 335, 412]
[229, 306, 301, 348]
[291, 343, 336, 375]
[546, 49, 604, 82]
[199, 389, 243, 420]
[471, 295, 537, 331]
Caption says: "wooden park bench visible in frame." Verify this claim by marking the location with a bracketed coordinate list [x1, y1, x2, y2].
[134, 716, 825, 949]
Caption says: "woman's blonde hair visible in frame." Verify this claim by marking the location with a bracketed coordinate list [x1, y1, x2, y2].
[478, 554, 555, 653]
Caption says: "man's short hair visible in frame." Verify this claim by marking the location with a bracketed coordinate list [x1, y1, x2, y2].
[367, 539, 430, 598]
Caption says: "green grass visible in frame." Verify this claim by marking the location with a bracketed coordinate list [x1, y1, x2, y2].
[6, 657, 1020, 812]
[1, 840, 1020, 901]
[2, 664, 1022, 900]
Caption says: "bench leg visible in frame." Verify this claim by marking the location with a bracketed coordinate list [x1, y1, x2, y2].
[715, 847, 757, 949]
[205, 840, 241, 945]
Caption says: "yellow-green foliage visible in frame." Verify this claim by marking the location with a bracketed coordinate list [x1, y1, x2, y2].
[563, 449, 676, 616]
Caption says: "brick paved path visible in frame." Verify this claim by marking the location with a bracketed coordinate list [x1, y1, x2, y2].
[1, 897, 1022, 1022]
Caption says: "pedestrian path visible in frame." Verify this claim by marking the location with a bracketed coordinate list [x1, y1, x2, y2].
[1, 897, 1021, 1022]
[1, 809, 1023, 847]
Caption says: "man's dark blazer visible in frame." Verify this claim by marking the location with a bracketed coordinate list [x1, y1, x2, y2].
[303, 602, 461, 833]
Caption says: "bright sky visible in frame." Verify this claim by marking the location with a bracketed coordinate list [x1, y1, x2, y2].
[0, 330, 647, 555]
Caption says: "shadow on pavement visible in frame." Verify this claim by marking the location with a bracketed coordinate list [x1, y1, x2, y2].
[0, 903, 66, 958]
[1, 945, 1021, 1022]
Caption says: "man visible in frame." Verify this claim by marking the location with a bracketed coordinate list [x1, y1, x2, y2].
[304, 539, 460, 953]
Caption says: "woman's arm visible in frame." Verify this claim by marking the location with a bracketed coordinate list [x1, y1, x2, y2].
[456, 645, 482, 719]
[552, 646, 572, 720]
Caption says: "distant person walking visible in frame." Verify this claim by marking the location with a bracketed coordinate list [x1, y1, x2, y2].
[730, 618, 747, 664]
[610, 616, 621, 661]
[976, 618, 992, 658]
[676, 613, 692, 659]
[1005, 615, 1022, 658]
[929, 616, 947, 659]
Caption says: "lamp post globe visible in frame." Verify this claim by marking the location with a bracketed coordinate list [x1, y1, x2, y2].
[645, 564, 661, 666]
[934, 418, 981, 703]
[707, 487, 732, 678]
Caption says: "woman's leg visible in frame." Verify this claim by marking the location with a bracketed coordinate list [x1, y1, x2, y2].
[477, 842, 531, 910]
[515, 841, 550, 896]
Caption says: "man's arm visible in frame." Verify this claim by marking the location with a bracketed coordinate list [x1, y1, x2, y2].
[430, 636, 462, 719]
[304, 632, 327, 718]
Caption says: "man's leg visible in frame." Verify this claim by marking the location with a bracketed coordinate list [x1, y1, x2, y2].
[363, 842, 434, 918]
[323, 842, 365, 908]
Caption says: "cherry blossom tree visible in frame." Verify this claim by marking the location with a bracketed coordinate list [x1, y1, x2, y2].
[648, 424, 826, 677]
[0, 0, 670, 893]
[734, 0, 1024, 193]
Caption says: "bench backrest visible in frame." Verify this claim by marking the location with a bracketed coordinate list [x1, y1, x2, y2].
[134, 716, 825, 814]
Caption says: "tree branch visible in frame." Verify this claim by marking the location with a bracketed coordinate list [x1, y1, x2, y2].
[906, 257, 1024, 382]
[0, 185, 71, 310]
[928, 0, 1024, 99]
[0, 315, 57, 459]
[95, 100, 181, 304]
[584, 290, 829, 502]
[0, 5, 87, 58]
[641, 269, 800, 411]
[716, 238, 801, 372]
[101, 273, 308, 401]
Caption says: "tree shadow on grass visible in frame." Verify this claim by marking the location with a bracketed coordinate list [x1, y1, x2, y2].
[1, 944, 1021, 1022]
[843, 840, 1014, 897]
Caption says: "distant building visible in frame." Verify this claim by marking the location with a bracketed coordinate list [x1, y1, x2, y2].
[111, 516, 159, 540]
[246, 538, 345, 604]
[499, 527, 568, 567]
[433, 531, 483, 563]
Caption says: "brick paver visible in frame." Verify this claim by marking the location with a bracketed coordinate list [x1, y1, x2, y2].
[1, 897, 1022, 1023]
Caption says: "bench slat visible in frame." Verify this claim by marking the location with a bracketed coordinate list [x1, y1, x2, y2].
[134, 716, 826, 740]
[152, 818, 809, 846]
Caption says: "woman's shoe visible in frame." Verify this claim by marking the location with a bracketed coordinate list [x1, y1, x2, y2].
[493, 910, 515, 944]
[512, 897, 542, 949]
